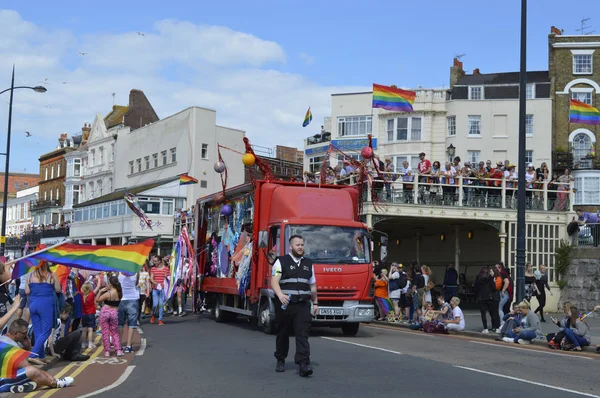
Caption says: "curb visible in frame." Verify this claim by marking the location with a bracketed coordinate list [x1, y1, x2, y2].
[372, 320, 599, 353]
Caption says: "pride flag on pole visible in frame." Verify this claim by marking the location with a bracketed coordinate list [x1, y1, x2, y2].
[570, 99, 600, 125]
[372, 83, 416, 112]
[179, 174, 198, 185]
[302, 107, 313, 127]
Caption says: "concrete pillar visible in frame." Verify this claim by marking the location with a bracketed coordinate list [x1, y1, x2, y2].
[499, 222, 507, 264]
[416, 229, 421, 265]
[454, 225, 461, 275]
[365, 214, 373, 229]
[121, 236, 128, 245]
[91, 238, 97, 245]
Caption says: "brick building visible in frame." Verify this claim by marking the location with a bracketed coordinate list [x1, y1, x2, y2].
[32, 134, 81, 225]
[549, 26, 600, 206]
[275, 145, 303, 164]
[0, 173, 38, 198]
[244, 156, 303, 182]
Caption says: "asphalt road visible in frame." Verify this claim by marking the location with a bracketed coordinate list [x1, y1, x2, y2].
[102, 315, 600, 398]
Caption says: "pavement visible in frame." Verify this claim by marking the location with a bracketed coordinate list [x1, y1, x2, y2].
[92, 311, 600, 398]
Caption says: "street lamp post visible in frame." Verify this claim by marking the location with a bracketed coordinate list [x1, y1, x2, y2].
[515, 0, 527, 303]
[0, 65, 47, 257]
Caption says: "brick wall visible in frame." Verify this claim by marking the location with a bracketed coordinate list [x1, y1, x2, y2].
[38, 154, 67, 206]
[0, 173, 38, 196]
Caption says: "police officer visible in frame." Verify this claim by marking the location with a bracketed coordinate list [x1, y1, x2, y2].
[271, 234, 318, 377]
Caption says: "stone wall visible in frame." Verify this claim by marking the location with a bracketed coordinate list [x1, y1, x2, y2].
[559, 248, 600, 314]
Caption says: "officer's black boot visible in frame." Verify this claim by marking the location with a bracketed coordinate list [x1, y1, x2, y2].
[276, 359, 285, 372]
[299, 362, 313, 377]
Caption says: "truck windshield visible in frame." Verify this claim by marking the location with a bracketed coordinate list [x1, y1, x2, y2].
[285, 225, 370, 264]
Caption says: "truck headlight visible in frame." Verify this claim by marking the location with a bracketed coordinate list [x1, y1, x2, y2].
[356, 308, 374, 317]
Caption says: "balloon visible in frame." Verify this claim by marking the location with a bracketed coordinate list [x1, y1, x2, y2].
[361, 146, 374, 159]
[221, 204, 233, 216]
[242, 153, 256, 167]
[213, 161, 226, 173]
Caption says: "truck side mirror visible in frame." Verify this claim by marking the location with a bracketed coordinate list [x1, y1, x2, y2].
[258, 230, 268, 249]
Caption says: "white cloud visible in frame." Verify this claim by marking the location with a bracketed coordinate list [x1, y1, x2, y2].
[298, 52, 316, 65]
[0, 10, 366, 173]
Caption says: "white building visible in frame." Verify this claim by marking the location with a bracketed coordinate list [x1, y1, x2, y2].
[303, 87, 448, 172]
[446, 65, 552, 168]
[70, 105, 245, 253]
[4, 186, 38, 236]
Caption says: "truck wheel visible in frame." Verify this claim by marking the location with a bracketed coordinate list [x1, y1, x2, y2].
[214, 297, 227, 323]
[259, 300, 276, 335]
[341, 323, 360, 336]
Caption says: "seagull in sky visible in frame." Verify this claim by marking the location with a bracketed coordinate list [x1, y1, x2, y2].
[137, 32, 145, 36]
[78, 52, 88, 56]
[24, 131, 31, 137]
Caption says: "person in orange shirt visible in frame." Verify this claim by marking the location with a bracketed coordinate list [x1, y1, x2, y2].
[374, 269, 389, 320]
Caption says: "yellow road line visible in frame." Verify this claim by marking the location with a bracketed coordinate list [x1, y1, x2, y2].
[24, 335, 103, 398]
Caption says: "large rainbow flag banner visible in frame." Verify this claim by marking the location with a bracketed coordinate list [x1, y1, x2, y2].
[570, 99, 600, 125]
[0, 341, 31, 378]
[372, 83, 416, 112]
[23, 240, 154, 274]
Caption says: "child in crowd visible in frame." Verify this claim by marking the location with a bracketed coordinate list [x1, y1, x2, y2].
[81, 283, 97, 349]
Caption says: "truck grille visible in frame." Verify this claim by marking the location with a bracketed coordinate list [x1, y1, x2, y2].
[318, 290, 357, 298]
[315, 315, 349, 321]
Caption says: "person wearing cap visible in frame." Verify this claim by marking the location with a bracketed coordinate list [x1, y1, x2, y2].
[417, 152, 431, 200]
[388, 263, 403, 322]
[525, 163, 537, 208]
[488, 162, 504, 207]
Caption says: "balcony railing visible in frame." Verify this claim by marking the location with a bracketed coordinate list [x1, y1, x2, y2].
[30, 200, 61, 211]
[577, 223, 600, 247]
[174, 217, 196, 238]
[6, 227, 70, 248]
[324, 172, 574, 212]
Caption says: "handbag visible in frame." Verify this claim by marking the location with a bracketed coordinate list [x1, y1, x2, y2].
[425, 278, 435, 291]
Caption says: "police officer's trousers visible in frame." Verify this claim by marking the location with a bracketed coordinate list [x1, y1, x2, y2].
[274, 300, 311, 365]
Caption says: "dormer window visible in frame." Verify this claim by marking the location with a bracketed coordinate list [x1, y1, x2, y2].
[468, 86, 483, 100]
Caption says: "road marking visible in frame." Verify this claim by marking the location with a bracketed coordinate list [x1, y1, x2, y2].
[76, 365, 135, 398]
[469, 340, 594, 360]
[321, 337, 402, 355]
[454, 366, 600, 398]
[363, 324, 436, 337]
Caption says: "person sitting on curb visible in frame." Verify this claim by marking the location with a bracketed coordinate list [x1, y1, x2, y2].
[561, 306, 591, 351]
[442, 297, 465, 332]
[46, 304, 90, 362]
[496, 303, 522, 341]
[0, 319, 74, 393]
[502, 300, 541, 345]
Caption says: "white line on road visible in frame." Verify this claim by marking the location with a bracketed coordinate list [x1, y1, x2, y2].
[363, 324, 435, 337]
[469, 340, 594, 360]
[454, 366, 600, 398]
[321, 337, 402, 355]
[77, 365, 136, 398]
[136, 338, 147, 356]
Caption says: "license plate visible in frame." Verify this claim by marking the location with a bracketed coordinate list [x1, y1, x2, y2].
[318, 308, 344, 316]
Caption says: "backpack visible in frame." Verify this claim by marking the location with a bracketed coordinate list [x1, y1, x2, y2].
[398, 273, 407, 289]
[494, 276, 503, 291]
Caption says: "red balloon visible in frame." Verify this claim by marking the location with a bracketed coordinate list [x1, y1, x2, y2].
[361, 146, 374, 159]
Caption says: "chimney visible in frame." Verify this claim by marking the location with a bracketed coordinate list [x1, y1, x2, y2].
[60, 133, 67, 140]
[449, 57, 465, 89]
[550, 26, 563, 35]
[81, 123, 91, 142]
[473, 68, 481, 75]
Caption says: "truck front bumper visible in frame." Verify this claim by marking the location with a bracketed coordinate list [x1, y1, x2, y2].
[311, 302, 374, 323]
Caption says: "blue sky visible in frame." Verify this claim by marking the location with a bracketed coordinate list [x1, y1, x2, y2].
[0, 0, 599, 174]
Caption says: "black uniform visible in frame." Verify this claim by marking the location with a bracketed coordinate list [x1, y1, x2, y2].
[274, 254, 314, 366]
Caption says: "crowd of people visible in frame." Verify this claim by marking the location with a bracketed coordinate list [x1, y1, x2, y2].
[0, 253, 192, 393]
[373, 261, 600, 352]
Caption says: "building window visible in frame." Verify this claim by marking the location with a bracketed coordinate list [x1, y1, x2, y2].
[161, 199, 174, 215]
[90, 150, 95, 166]
[44, 191, 47, 201]
[73, 185, 82, 206]
[308, 156, 326, 173]
[526, 115, 534, 136]
[98, 180, 103, 196]
[337, 116, 372, 137]
[57, 163, 61, 177]
[526, 83, 535, 99]
[56, 188, 60, 200]
[200, 180, 208, 188]
[573, 54, 593, 74]
[45, 167, 48, 181]
[572, 132, 592, 162]
[386, 119, 394, 141]
[468, 86, 483, 100]
[136, 158, 142, 173]
[201, 144, 208, 159]
[153, 154, 158, 168]
[572, 91, 593, 106]
[391, 155, 420, 173]
[575, 176, 600, 205]
[387, 117, 422, 142]
[50, 190, 53, 201]
[447, 116, 456, 136]
[525, 150, 533, 164]
[137, 197, 161, 214]
[99, 147, 104, 164]
[110, 143, 115, 162]
[51, 166, 54, 179]
[161, 151, 167, 165]
[129, 161, 134, 175]
[108, 178, 112, 192]
[170, 148, 176, 162]
[467, 150, 481, 164]
[468, 115, 482, 136]
[74, 159, 81, 177]
[144, 156, 150, 170]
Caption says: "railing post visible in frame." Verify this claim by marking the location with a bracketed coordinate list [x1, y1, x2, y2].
[543, 180, 548, 211]
[569, 182, 574, 212]
[458, 175, 463, 206]
[366, 180, 372, 203]
[501, 179, 506, 209]
[413, 175, 419, 205]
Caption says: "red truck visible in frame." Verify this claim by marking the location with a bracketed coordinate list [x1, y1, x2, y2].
[194, 180, 380, 336]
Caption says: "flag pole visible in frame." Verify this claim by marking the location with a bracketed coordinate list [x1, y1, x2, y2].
[3, 239, 71, 268]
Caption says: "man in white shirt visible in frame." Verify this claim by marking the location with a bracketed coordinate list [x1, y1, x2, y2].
[118, 272, 140, 353]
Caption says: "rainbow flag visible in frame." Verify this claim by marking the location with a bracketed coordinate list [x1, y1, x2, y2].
[179, 174, 198, 185]
[12, 243, 48, 279]
[570, 99, 600, 125]
[372, 83, 416, 112]
[25, 240, 154, 274]
[376, 297, 393, 317]
[302, 107, 313, 127]
[0, 341, 30, 378]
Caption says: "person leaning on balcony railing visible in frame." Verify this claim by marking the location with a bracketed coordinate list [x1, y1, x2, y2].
[576, 209, 600, 247]
[554, 169, 574, 211]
